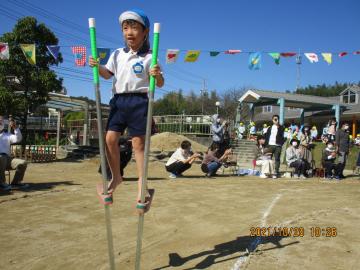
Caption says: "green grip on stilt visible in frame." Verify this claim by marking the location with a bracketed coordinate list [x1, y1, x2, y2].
[149, 27, 160, 93]
[89, 18, 100, 84]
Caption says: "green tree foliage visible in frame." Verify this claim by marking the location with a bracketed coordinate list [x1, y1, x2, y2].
[295, 82, 360, 97]
[153, 87, 245, 119]
[0, 16, 63, 143]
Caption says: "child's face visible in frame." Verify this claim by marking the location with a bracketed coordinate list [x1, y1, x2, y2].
[122, 21, 149, 50]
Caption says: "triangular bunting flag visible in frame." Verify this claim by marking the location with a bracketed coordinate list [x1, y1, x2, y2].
[248, 52, 261, 70]
[224, 50, 241, 54]
[46, 45, 60, 61]
[97, 48, 110, 65]
[353, 51, 360, 55]
[20, 44, 36, 65]
[339, 52, 348, 57]
[166, 49, 180, 64]
[0, 42, 10, 60]
[210, 51, 220, 57]
[268, 52, 280, 65]
[280, 52, 296, 57]
[71, 46, 86, 66]
[304, 53, 319, 63]
[184, 50, 200, 62]
[321, 53, 332, 65]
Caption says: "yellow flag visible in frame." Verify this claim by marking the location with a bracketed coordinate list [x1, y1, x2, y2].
[321, 53, 332, 65]
[20, 44, 36, 65]
[184, 50, 200, 62]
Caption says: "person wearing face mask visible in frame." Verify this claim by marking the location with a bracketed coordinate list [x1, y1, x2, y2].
[299, 126, 314, 171]
[165, 140, 201, 179]
[211, 114, 226, 151]
[286, 139, 307, 179]
[201, 143, 232, 177]
[322, 141, 337, 179]
[264, 115, 285, 177]
[0, 116, 28, 191]
[335, 122, 350, 179]
[253, 135, 276, 179]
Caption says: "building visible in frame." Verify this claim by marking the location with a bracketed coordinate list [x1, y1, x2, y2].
[238, 84, 360, 137]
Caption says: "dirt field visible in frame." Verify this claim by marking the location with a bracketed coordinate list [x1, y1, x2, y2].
[1, 159, 359, 270]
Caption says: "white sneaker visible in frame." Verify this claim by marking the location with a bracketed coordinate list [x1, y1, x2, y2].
[272, 175, 277, 179]
[259, 173, 267, 179]
[169, 173, 177, 179]
[293, 174, 299, 179]
[300, 174, 307, 179]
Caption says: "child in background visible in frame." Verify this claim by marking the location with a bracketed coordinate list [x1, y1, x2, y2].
[89, 9, 164, 211]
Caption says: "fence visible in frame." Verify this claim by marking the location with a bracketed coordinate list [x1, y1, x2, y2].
[153, 115, 212, 136]
[11, 145, 57, 163]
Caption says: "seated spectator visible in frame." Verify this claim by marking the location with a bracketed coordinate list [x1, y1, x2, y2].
[0, 116, 28, 190]
[253, 135, 276, 179]
[237, 122, 246, 140]
[322, 141, 337, 179]
[165, 140, 200, 179]
[286, 138, 307, 179]
[354, 134, 360, 145]
[310, 126, 318, 140]
[248, 122, 257, 141]
[98, 136, 132, 179]
[262, 123, 269, 135]
[201, 143, 231, 177]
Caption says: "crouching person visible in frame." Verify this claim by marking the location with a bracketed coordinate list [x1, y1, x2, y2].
[0, 116, 28, 191]
[165, 140, 200, 179]
[201, 143, 231, 177]
[322, 141, 337, 179]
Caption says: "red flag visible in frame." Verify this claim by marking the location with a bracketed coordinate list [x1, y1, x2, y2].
[354, 51, 360, 55]
[71, 46, 86, 66]
[224, 50, 241, 54]
[338, 52, 348, 57]
[280, 52, 297, 57]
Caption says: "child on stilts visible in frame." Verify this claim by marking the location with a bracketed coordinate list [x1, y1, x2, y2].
[89, 9, 164, 212]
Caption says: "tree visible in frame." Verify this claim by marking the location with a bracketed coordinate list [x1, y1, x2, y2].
[295, 82, 360, 97]
[0, 16, 63, 144]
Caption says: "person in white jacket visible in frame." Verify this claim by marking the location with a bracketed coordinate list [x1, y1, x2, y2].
[0, 116, 28, 191]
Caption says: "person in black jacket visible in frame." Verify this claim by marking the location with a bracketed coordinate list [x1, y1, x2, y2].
[264, 115, 285, 176]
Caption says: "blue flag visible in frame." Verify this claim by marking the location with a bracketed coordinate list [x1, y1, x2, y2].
[46, 45, 60, 61]
[97, 48, 110, 65]
[249, 52, 262, 70]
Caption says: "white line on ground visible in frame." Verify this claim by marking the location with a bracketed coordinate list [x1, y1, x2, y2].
[230, 193, 282, 270]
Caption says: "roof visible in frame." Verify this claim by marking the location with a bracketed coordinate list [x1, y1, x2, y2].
[339, 84, 360, 96]
[239, 89, 347, 111]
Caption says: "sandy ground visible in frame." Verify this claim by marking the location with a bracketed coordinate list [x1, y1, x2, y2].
[0, 159, 359, 270]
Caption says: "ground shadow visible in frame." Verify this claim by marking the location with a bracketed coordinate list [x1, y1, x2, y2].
[154, 234, 300, 270]
[0, 181, 80, 196]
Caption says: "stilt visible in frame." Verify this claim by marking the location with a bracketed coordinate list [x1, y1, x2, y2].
[135, 22, 161, 270]
[89, 18, 115, 270]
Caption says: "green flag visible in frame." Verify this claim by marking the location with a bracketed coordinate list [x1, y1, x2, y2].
[268, 52, 280, 65]
[210, 51, 220, 57]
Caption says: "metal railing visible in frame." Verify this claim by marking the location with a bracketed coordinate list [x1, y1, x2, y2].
[153, 115, 212, 135]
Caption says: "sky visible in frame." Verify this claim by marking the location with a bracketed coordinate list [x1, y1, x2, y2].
[1, 0, 360, 104]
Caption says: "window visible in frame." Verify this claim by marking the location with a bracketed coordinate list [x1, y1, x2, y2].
[342, 90, 357, 104]
[262, 105, 272, 113]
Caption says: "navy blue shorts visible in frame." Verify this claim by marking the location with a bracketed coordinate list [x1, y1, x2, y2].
[106, 93, 148, 136]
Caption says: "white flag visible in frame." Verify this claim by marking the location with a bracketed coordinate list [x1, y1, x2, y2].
[166, 49, 180, 64]
[304, 53, 319, 63]
[0, 42, 10, 60]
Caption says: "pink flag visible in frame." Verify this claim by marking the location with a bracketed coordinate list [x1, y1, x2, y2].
[71, 46, 86, 66]
[224, 50, 241, 54]
[354, 51, 360, 55]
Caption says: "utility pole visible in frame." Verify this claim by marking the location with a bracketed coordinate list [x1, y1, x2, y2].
[200, 79, 207, 115]
[296, 49, 302, 91]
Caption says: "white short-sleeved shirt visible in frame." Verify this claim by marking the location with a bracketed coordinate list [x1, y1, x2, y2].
[269, 125, 278, 146]
[166, 148, 190, 167]
[105, 48, 153, 94]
